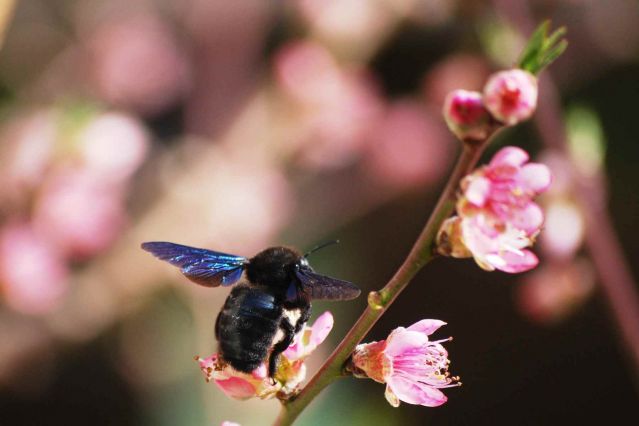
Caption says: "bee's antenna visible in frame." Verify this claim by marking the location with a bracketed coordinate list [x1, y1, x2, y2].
[304, 240, 340, 258]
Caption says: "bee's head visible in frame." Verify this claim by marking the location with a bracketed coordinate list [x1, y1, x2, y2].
[246, 246, 303, 290]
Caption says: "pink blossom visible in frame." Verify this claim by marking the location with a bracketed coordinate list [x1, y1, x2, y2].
[540, 198, 585, 260]
[76, 112, 150, 184]
[364, 100, 452, 189]
[0, 110, 57, 192]
[85, 14, 189, 116]
[221, 422, 241, 426]
[459, 146, 551, 234]
[517, 260, 595, 324]
[196, 354, 280, 400]
[33, 170, 126, 260]
[0, 223, 68, 314]
[294, 0, 389, 45]
[438, 146, 551, 273]
[273, 40, 342, 106]
[273, 40, 384, 169]
[483, 69, 538, 126]
[423, 54, 491, 106]
[284, 311, 334, 360]
[460, 213, 540, 273]
[196, 312, 333, 400]
[352, 319, 459, 408]
[442, 90, 492, 141]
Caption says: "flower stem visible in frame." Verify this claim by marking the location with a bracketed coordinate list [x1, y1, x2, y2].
[274, 142, 487, 426]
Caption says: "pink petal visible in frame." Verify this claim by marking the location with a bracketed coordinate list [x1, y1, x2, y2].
[508, 202, 544, 235]
[464, 176, 491, 206]
[520, 163, 552, 193]
[406, 319, 447, 337]
[385, 330, 429, 357]
[385, 385, 401, 407]
[460, 214, 500, 256]
[214, 376, 257, 400]
[490, 146, 529, 168]
[283, 340, 303, 360]
[310, 311, 334, 347]
[387, 376, 448, 407]
[251, 364, 268, 379]
[491, 249, 539, 273]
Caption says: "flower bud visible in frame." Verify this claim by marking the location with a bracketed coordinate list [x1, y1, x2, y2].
[442, 90, 492, 142]
[483, 69, 538, 125]
[436, 216, 471, 258]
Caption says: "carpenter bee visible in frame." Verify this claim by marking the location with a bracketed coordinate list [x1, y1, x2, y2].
[141, 241, 360, 378]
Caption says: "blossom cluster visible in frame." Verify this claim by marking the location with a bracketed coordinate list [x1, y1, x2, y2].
[438, 146, 551, 273]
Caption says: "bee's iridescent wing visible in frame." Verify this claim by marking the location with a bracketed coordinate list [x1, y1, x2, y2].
[295, 268, 360, 301]
[141, 242, 247, 287]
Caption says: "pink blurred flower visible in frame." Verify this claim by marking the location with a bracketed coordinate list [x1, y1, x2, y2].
[438, 146, 551, 273]
[221, 422, 240, 426]
[517, 260, 595, 324]
[0, 222, 68, 314]
[352, 319, 459, 407]
[442, 90, 492, 142]
[540, 198, 585, 260]
[274, 40, 342, 106]
[423, 54, 491, 106]
[273, 40, 384, 169]
[76, 112, 150, 184]
[483, 69, 538, 126]
[294, 0, 389, 45]
[197, 312, 334, 400]
[86, 14, 189, 115]
[0, 111, 57, 192]
[365, 101, 452, 189]
[33, 170, 126, 260]
[300, 71, 383, 169]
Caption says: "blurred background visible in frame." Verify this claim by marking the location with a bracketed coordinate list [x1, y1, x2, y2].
[1, 0, 638, 425]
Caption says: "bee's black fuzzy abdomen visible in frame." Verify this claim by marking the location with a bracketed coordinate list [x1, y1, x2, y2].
[216, 285, 282, 373]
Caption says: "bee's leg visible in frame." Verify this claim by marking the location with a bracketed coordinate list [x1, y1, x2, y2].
[268, 317, 296, 381]
[294, 304, 311, 335]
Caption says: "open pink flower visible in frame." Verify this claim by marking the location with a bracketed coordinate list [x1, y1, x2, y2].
[352, 319, 460, 408]
[483, 69, 538, 126]
[438, 146, 551, 273]
[196, 354, 279, 400]
[459, 146, 551, 232]
[196, 312, 334, 400]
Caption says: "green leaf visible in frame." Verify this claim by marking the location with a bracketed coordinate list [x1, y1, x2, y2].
[517, 20, 567, 74]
